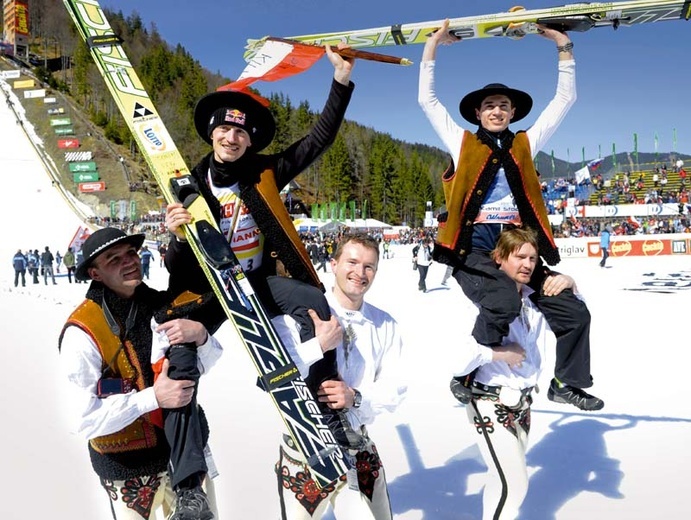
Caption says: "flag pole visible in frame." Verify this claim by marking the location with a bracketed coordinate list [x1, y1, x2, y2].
[269, 37, 413, 65]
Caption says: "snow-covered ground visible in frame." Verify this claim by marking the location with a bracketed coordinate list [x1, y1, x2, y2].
[2, 77, 690, 520]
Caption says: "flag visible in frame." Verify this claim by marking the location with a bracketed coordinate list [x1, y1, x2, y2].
[628, 215, 640, 229]
[581, 147, 585, 168]
[575, 165, 591, 185]
[222, 39, 324, 91]
[612, 143, 617, 168]
[673, 128, 677, 152]
[550, 150, 555, 175]
[587, 157, 604, 170]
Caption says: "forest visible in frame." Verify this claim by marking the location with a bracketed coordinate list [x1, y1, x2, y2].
[20, 0, 451, 226]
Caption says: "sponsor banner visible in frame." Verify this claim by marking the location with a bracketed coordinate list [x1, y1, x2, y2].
[23, 89, 46, 99]
[587, 238, 689, 257]
[13, 79, 35, 89]
[557, 234, 691, 258]
[68, 161, 97, 172]
[47, 107, 65, 115]
[50, 117, 72, 126]
[44, 97, 57, 104]
[15, 2, 30, 36]
[557, 239, 588, 259]
[566, 203, 682, 219]
[73, 171, 99, 182]
[54, 126, 75, 135]
[0, 70, 21, 79]
[78, 181, 106, 193]
[58, 138, 80, 149]
[65, 151, 93, 162]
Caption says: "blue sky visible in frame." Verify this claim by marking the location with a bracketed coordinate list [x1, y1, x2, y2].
[99, 0, 691, 162]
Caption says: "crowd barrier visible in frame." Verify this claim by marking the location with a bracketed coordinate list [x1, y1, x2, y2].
[556, 233, 691, 259]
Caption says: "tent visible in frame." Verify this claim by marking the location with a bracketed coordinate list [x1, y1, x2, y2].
[293, 217, 392, 233]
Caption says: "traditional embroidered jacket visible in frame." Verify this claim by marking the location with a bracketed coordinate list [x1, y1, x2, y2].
[435, 130, 560, 266]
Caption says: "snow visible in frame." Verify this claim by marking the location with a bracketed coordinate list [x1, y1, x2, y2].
[2, 77, 690, 519]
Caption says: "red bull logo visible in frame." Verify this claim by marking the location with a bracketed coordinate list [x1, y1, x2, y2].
[224, 109, 246, 126]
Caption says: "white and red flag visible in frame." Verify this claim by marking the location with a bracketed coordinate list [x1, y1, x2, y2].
[222, 39, 324, 91]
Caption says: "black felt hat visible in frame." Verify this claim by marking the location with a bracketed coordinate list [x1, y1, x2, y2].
[193, 89, 275, 152]
[459, 83, 533, 125]
[75, 228, 145, 282]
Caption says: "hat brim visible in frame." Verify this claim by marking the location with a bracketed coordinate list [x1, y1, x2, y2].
[193, 91, 275, 152]
[75, 234, 145, 282]
[459, 87, 533, 125]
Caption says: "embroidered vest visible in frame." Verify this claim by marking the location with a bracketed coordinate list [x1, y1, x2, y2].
[65, 299, 160, 454]
[193, 153, 322, 289]
[435, 130, 560, 266]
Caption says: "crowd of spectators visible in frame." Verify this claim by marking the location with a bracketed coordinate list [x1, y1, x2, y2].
[541, 162, 689, 214]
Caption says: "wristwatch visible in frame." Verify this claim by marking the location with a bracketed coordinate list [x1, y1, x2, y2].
[352, 388, 362, 409]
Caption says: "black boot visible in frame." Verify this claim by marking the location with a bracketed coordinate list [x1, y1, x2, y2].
[449, 369, 478, 405]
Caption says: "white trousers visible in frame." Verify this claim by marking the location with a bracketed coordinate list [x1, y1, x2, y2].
[100, 472, 217, 519]
[467, 393, 532, 520]
[276, 434, 392, 520]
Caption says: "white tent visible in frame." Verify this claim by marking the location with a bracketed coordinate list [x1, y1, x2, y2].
[293, 218, 392, 233]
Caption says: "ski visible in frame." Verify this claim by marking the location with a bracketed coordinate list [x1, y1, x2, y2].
[62, 0, 350, 488]
[245, 0, 690, 58]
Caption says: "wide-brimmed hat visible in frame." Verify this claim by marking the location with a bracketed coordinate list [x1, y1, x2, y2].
[459, 83, 533, 125]
[193, 89, 275, 152]
[75, 228, 145, 282]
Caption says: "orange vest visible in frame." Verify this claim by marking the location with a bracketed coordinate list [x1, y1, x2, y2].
[436, 130, 560, 265]
[65, 300, 161, 454]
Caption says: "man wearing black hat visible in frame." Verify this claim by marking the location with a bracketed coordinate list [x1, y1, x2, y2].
[419, 20, 603, 411]
[165, 46, 368, 448]
[59, 227, 223, 520]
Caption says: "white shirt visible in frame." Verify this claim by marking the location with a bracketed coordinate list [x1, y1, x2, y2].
[208, 172, 265, 273]
[60, 318, 223, 440]
[450, 286, 556, 391]
[418, 59, 576, 225]
[271, 290, 407, 430]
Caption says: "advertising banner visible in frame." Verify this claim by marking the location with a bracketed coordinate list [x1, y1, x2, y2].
[54, 127, 75, 135]
[73, 171, 99, 182]
[44, 97, 57, 104]
[68, 161, 97, 172]
[78, 181, 106, 192]
[47, 107, 65, 115]
[13, 79, 34, 89]
[58, 138, 80, 149]
[15, 2, 30, 36]
[65, 151, 93, 162]
[50, 117, 72, 126]
[0, 70, 21, 79]
[23, 89, 46, 99]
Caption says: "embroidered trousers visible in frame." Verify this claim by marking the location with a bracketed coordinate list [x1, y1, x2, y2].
[467, 394, 532, 520]
[276, 434, 392, 520]
[100, 472, 217, 519]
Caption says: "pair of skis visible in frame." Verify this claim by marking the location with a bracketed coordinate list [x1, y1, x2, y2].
[245, 0, 691, 60]
[62, 0, 349, 488]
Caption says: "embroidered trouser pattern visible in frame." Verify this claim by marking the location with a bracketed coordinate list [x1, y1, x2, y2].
[276, 435, 392, 519]
[467, 394, 532, 520]
[100, 472, 217, 519]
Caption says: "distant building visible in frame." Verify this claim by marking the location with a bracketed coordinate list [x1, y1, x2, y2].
[2, 0, 29, 59]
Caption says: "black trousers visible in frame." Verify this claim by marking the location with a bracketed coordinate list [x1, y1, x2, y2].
[14, 269, 25, 287]
[266, 276, 338, 401]
[453, 251, 593, 388]
[164, 344, 207, 490]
